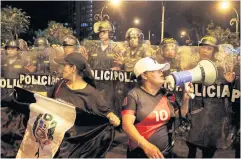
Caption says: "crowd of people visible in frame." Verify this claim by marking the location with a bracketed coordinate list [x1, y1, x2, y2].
[1, 17, 240, 158]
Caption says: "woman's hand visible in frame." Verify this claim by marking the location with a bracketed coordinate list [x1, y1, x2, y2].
[141, 142, 165, 158]
[107, 112, 121, 127]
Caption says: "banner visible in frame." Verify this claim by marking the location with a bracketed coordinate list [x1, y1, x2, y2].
[1, 73, 240, 103]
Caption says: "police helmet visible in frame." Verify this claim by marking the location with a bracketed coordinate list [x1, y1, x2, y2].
[125, 28, 144, 42]
[94, 20, 115, 34]
[62, 35, 80, 47]
[34, 37, 49, 47]
[199, 35, 218, 47]
[4, 40, 20, 50]
[160, 38, 179, 46]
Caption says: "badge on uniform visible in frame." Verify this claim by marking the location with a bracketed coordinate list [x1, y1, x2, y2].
[91, 54, 98, 57]
[107, 53, 114, 57]
[14, 65, 22, 68]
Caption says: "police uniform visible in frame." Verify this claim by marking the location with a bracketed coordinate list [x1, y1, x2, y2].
[25, 37, 51, 92]
[88, 41, 120, 70]
[33, 37, 51, 75]
[33, 48, 51, 74]
[2, 55, 25, 79]
[122, 28, 153, 72]
[89, 19, 125, 116]
[185, 36, 235, 157]
[1, 54, 25, 99]
[154, 38, 181, 75]
[123, 44, 153, 72]
[230, 56, 240, 158]
[90, 41, 121, 114]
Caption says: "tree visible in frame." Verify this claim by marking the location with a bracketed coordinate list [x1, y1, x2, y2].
[1, 6, 30, 41]
[43, 21, 73, 44]
[206, 22, 240, 47]
[34, 29, 45, 38]
[182, 5, 211, 42]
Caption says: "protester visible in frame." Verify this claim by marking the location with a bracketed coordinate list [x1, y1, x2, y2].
[122, 57, 193, 158]
[48, 52, 120, 126]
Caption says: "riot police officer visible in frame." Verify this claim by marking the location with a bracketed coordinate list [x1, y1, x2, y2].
[198, 35, 219, 60]
[114, 27, 153, 72]
[153, 38, 181, 75]
[61, 35, 88, 59]
[185, 35, 235, 158]
[33, 37, 50, 74]
[89, 19, 122, 70]
[2, 40, 24, 78]
[88, 19, 122, 116]
[62, 35, 80, 56]
[34, 37, 49, 48]
[1, 40, 25, 99]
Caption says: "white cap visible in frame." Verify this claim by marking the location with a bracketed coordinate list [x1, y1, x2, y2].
[134, 57, 170, 77]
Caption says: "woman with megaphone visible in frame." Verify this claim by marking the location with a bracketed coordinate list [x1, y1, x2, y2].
[121, 57, 194, 158]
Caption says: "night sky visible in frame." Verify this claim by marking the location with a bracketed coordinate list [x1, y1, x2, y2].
[1, 1, 240, 45]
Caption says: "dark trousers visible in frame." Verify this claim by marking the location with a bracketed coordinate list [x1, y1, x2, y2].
[186, 142, 216, 158]
[127, 147, 173, 158]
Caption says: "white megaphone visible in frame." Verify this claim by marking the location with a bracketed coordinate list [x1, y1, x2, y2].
[165, 60, 218, 99]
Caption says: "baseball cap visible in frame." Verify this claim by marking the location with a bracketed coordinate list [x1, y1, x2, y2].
[134, 57, 170, 77]
[55, 52, 87, 71]
[55, 52, 96, 88]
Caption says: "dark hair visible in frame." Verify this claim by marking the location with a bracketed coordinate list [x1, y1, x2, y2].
[77, 67, 96, 88]
[136, 75, 144, 87]
[137, 76, 142, 83]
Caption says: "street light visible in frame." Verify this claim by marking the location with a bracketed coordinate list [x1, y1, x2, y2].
[110, 0, 120, 6]
[181, 31, 186, 36]
[161, 2, 166, 42]
[220, 1, 229, 9]
[180, 31, 191, 45]
[97, 0, 121, 21]
[180, 31, 190, 40]
[93, 0, 121, 40]
[134, 18, 140, 25]
[100, 6, 108, 20]
[220, 1, 239, 33]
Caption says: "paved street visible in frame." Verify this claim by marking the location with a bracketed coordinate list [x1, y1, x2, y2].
[106, 130, 237, 158]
